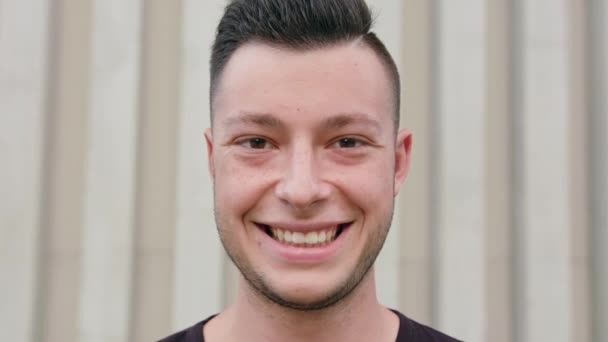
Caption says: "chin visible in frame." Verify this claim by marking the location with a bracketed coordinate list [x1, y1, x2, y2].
[252, 267, 364, 311]
[261, 285, 346, 311]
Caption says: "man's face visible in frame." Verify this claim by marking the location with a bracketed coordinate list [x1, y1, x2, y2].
[206, 41, 411, 310]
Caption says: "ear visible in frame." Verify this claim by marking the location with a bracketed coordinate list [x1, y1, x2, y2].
[204, 128, 215, 179]
[393, 128, 412, 196]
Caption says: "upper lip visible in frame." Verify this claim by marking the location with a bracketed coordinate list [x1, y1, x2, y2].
[254, 221, 352, 233]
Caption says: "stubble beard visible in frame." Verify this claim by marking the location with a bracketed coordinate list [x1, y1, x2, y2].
[214, 206, 395, 312]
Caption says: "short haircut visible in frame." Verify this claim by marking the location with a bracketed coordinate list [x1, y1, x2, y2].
[210, 0, 401, 128]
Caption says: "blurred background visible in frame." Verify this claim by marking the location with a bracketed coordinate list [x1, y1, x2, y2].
[1, 0, 607, 341]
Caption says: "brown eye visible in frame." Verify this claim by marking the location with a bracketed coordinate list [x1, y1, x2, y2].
[336, 137, 361, 148]
[237, 137, 274, 150]
[248, 137, 268, 149]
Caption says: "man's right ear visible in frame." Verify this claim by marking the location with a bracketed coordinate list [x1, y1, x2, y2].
[204, 128, 215, 179]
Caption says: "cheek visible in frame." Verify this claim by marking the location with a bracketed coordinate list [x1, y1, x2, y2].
[327, 157, 395, 208]
[214, 157, 278, 214]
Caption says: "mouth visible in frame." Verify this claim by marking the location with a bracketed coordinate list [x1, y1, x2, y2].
[255, 222, 352, 247]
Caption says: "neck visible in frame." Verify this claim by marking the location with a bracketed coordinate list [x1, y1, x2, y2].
[205, 268, 399, 342]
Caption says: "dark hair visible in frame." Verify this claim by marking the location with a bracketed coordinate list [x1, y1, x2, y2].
[210, 0, 401, 127]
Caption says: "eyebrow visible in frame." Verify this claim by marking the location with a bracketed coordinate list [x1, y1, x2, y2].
[222, 112, 284, 129]
[322, 113, 382, 134]
[221, 111, 382, 133]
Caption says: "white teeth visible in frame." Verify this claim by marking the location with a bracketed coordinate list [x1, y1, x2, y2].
[270, 226, 342, 246]
[318, 231, 326, 243]
[277, 229, 284, 241]
[292, 232, 305, 244]
[305, 232, 318, 244]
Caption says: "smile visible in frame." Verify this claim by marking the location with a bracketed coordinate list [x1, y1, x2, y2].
[256, 223, 351, 247]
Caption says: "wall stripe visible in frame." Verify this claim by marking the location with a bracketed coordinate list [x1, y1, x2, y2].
[568, 0, 591, 341]
[589, 1, 608, 341]
[130, 1, 182, 341]
[399, 0, 435, 325]
[519, 1, 571, 341]
[78, 1, 141, 342]
[511, 1, 526, 340]
[485, 1, 514, 341]
[38, 1, 92, 341]
[436, 1, 486, 340]
[0, 1, 49, 341]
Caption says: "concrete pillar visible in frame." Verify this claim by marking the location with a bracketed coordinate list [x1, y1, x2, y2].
[129, 1, 182, 340]
[0, 1, 49, 341]
[589, 1, 608, 341]
[38, 1, 92, 341]
[78, 1, 141, 342]
[515, 1, 571, 341]
[485, 1, 514, 341]
[436, 1, 487, 340]
[399, 0, 435, 326]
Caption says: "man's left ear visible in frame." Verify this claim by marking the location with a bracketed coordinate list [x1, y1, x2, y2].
[204, 128, 215, 179]
[394, 128, 412, 196]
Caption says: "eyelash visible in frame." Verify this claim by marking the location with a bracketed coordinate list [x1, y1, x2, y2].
[234, 136, 369, 150]
[330, 137, 368, 149]
[235, 136, 276, 150]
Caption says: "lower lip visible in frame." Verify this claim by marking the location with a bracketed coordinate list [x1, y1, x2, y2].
[257, 225, 350, 263]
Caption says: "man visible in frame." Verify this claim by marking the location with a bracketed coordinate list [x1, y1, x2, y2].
[161, 0, 460, 341]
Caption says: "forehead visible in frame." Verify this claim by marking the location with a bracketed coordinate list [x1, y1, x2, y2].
[212, 41, 394, 129]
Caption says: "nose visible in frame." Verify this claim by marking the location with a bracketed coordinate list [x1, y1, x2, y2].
[274, 147, 331, 210]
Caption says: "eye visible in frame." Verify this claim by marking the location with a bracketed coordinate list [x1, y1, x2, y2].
[237, 137, 275, 150]
[333, 137, 365, 148]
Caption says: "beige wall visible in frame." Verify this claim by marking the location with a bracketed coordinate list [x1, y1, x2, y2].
[1, 1, 606, 341]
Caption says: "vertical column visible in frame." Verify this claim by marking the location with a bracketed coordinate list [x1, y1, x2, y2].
[130, 1, 182, 341]
[485, 1, 514, 342]
[78, 1, 141, 342]
[172, 0, 225, 328]
[568, 0, 592, 341]
[399, 0, 435, 325]
[0, 1, 49, 341]
[436, 1, 486, 341]
[589, 1, 608, 341]
[517, 1, 571, 341]
[367, 0, 405, 309]
[38, 1, 92, 342]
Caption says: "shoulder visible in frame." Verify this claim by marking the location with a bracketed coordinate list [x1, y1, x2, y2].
[157, 315, 216, 342]
[392, 310, 463, 342]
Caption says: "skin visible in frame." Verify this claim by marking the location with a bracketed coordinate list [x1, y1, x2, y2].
[203, 39, 412, 342]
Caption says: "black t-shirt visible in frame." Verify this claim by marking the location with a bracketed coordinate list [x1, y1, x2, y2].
[158, 310, 462, 341]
